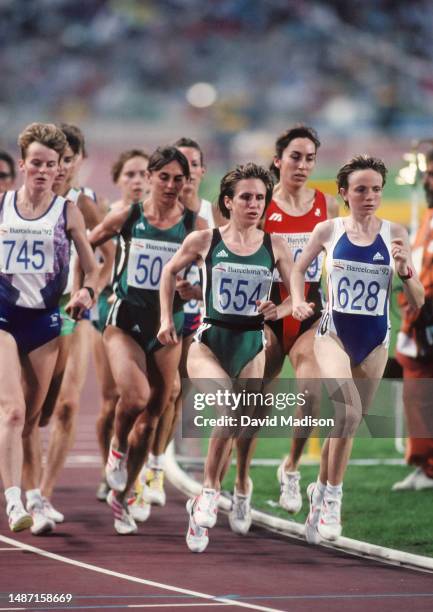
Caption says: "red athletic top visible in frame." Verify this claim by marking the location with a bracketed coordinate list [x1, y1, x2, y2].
[264, 190, 328, 353]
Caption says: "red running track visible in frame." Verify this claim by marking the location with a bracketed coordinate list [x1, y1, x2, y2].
[0, 368, 432, 612]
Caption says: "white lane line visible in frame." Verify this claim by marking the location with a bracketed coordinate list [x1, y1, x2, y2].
[0, 547, 23, 550]
[0, 536, 283, 612]
[61, 455, 407, 469]
[128, 605, 231, 608]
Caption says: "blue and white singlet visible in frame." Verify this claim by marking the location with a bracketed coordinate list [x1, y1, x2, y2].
[317, 217, 394, 366]
[0, 190, 70, 309]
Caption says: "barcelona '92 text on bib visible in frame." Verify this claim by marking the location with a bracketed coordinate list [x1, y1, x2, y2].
[0, 223, 54, 274]
[212, 262, 273, 316]
[127, 238, 181, 290]
[273, 232, 324, 282]
[331, 259, 390, 316]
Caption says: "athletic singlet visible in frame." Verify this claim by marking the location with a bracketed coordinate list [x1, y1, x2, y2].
[0, 190, 70, 308]
[200, 228, 275, 329]
[263, 190, 327, 353]
[317, 217, 394, 366]
[113, 202, 196, 312]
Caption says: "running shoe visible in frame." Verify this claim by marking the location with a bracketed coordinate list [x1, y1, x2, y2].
[392, 467, 433, 491]
[228, 478, 253, 535]
[192, 489, 219, 529]
[105, 440, 128, 492]
[96, 479, 110, 502]
[27, 500, 55, 536]
[143, 467, 166, 506]
[129, 480, 151, 523]
[41, 497, 64, 523]
[7, 502, 33, 533]
[106, 490, 138, 535]
[277, 463, 302, 514]
[304, 482, 323, 545]
[317, 491, 342, 541]
[186, 499, 209, 553]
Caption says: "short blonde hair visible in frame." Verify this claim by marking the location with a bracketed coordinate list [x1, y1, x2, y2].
[18, 122, 67, 159]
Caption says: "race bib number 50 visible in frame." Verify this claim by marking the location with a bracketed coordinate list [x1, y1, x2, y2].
[0, 223, 54, 274]
[331, 259, 390, 316]
[212, 263, 272, 316]
[127, 238, 181, 290]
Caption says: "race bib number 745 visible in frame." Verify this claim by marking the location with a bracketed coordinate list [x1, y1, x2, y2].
[0, 223, 54, 274]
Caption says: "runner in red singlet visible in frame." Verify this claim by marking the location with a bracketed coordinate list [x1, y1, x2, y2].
[234, 127, 338, 522]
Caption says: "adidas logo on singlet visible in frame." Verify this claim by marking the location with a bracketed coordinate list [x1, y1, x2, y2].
[216, 249, 229, 258]
[136, 222, 146, 230]
[314, 208, 321, 217]
[373, 252, 384, 261]
[132, 324, 141, 333]
[269, 213, 282, 222]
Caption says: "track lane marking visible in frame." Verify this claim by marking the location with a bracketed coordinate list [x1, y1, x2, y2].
[0, 535, 283, 612]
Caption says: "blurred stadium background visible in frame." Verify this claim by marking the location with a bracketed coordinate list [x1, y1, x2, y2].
[1, 0, 432, 213]
[3, 0, 433, 555]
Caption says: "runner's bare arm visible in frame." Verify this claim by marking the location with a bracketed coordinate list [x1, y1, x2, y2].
[391, 223, 424, 308]
[88, 206, 131, 247]
[258, 235, 293, 321]
[291, 220, 332, 320]
[65, 202, 98, 317]
[158, 229, 212, 345]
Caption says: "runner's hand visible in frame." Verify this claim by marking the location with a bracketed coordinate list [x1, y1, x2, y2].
[157, 320, 179, 345]
[176, 276, 201, 300]
[256, 300, 278, 321]
[391, 238, 410, 275]
[292, 301, 315, 321]
[65, 287, 95, 320]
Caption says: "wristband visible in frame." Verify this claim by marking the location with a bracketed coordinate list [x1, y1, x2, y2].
[83, 286, 95, 300]
[398, 267, 413, 281]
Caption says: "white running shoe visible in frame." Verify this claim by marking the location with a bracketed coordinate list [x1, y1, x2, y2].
[229, 478, 253, 535]
[27, 500, 55, 536]
[186, 499, 209, 553]
[42, 497, 64, 523]
[304, 483, 324, 545]
[96, 479, 110, 502]
[191, 489, 219, 529]
[392, 467, 433, 491]
[143, 467, 166, 506]
[7, 502, 33, 533]
[129, 481, 151, 523]
[277, 463, 302, 514]
[106, 490, 138, 535]
[105, 440, 128, 492]
[317, 492, 342, 541]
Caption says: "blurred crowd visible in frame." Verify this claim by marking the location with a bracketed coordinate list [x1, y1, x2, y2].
[1, 0, 433, 138]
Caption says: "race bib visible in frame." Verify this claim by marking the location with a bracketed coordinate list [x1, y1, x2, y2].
[212, 262, 273, 316]
[272, 232, 324, 282]
[331, 259, 390, 316]
[0, 223, 54, 274]
[127, 238, 181, 290]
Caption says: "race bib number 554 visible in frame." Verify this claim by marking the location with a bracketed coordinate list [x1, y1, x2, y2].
[212, 262, 272, 316]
